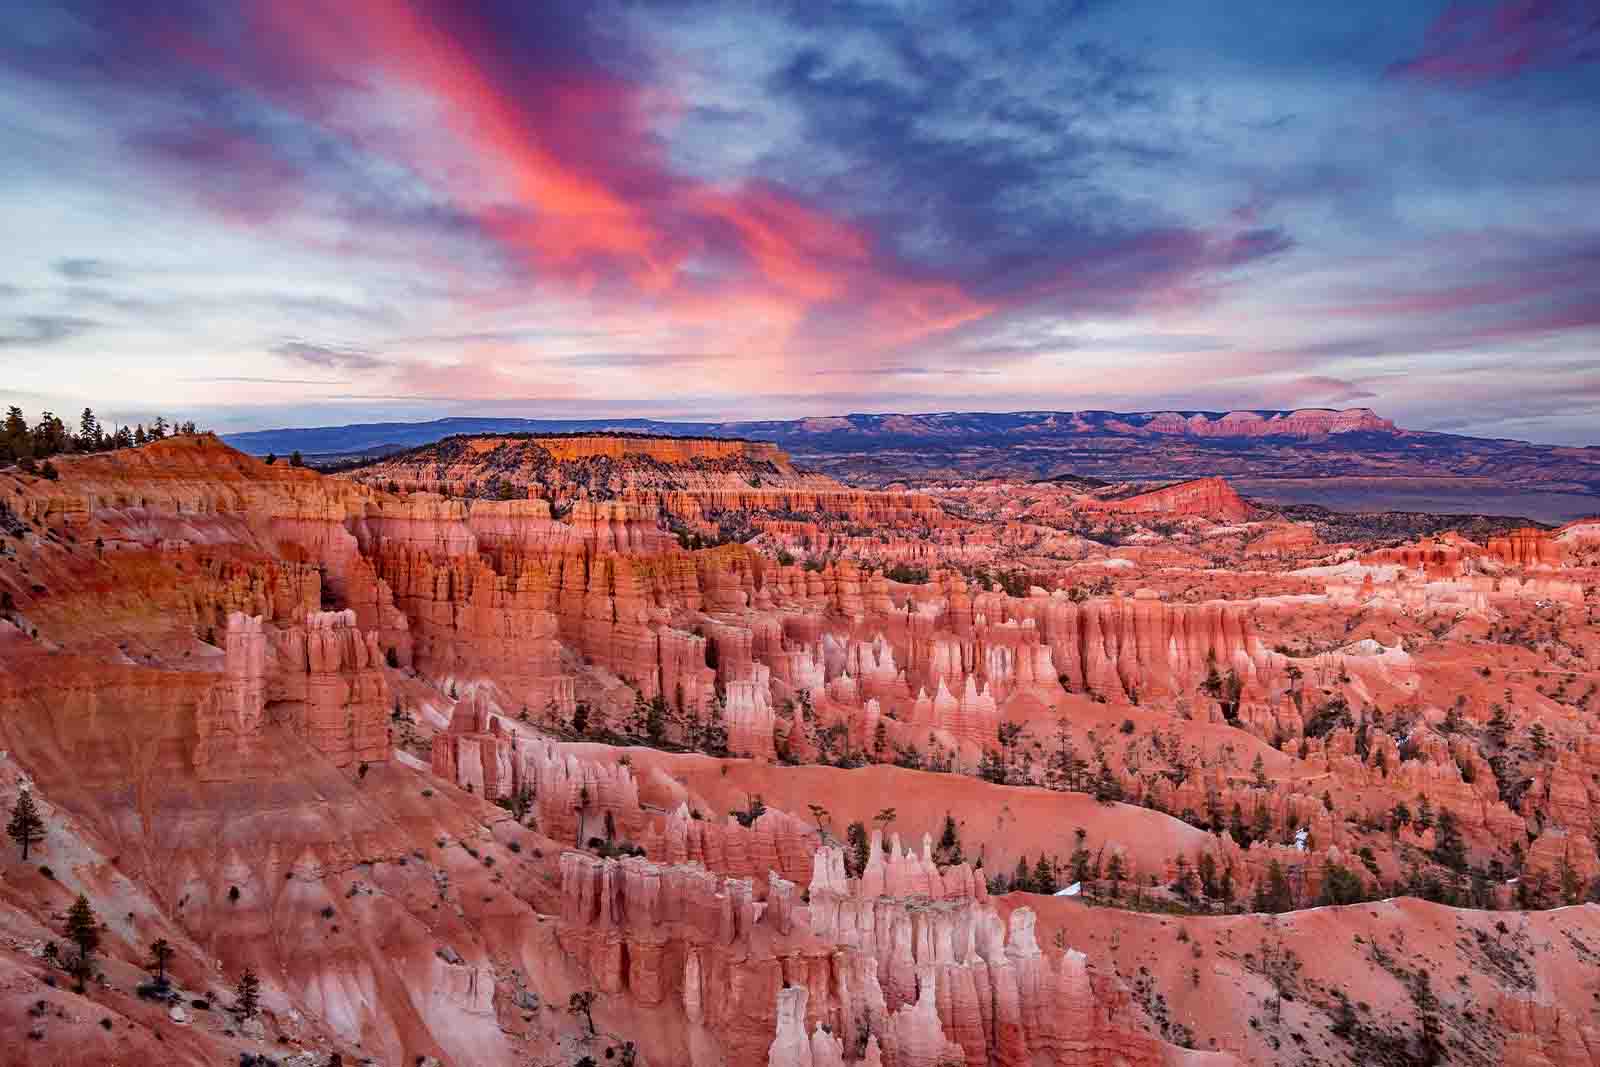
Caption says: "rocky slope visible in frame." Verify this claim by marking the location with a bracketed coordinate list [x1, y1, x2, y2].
[0, 431, 1598, 1066]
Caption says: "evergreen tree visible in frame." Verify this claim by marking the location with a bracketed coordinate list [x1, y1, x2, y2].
[64, 894, 100, 991]
[234, 968, 261, 1017]
[1318, 862, 1367, 906]
[646, 693, 668, 746]
[1251, 803, 1272, 843]
[1432, 809, 1467, 872]
[7, 788, 45, 860]
[31, 411, 68, 457]
[1486, 704, 1510, 747]
[932, 813, 964, 866]
[78, 408, 101, 450]
[1104, 851, 1126, 897]
[1173, 855, 1196, 901]
[2, 406, 28, 461]
[1415, 794, 1434, 831]
[1032, 854, 1058, 895]
[147, 938, 175, 986]
[1093, 763, 1123, 803]
[1070, 827, 1092, 884]
[569, 990, 597, 1035]
[1012, 856, 1033, 894]
[1255, 860, 1293, 914]
[1229, 802, 1250, 846]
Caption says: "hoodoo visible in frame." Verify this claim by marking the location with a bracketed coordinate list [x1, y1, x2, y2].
[0, 428, 1597, 1067]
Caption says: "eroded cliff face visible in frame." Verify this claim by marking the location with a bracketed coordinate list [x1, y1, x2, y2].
[1081, 478, 1252, 522]
[2, 432, 1600, 1066]
[552, 840, 1218, 1067]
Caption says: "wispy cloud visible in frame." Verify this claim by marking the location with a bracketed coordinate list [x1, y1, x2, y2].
[1391, 0, 1600, 84]
[54, 257, 119, 281]
[271, 340, 385, 372]
[0, 315, 98, 347]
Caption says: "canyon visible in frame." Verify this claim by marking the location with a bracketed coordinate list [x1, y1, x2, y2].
[223, 408, 1600, 522]
[1, 429, 1599, 1066]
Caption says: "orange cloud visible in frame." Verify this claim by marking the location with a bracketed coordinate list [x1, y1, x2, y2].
[239, 0, 992, 356]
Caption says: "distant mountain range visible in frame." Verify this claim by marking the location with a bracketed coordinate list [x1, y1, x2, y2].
[224, 407, 1401, 456]
[223, 408, 1600, 520]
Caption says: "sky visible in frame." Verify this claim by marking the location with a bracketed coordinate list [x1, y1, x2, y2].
[1, 1, 1598, 442]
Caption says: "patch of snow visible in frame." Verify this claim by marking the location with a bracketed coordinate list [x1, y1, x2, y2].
[1055, 883, 1081, 897]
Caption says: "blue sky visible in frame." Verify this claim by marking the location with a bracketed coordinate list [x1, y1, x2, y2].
[1, 0, 1597, 440]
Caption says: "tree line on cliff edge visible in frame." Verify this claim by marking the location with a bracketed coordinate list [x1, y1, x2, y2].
[1, 406, 204, 470]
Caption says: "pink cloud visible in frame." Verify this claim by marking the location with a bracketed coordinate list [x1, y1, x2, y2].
[1391, 0, 1600, 84]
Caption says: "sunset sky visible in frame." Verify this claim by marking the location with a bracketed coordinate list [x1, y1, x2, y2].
[2, 1, 1597, 441]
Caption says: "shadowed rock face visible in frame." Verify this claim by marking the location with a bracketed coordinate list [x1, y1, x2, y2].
[1, 431, 1599, 1066]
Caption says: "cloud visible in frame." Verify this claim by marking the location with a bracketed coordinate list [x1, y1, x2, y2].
[1258, 375, 1380, 406]
[553, 351, 729, 368]
[54, 257, 118, 281]
[271, 340, 385, 372]
[1, 1, 1597, 444]
[0, 315, 98, 347]
[1390, 1, 1600, 84]
[187, 376, 354, 385]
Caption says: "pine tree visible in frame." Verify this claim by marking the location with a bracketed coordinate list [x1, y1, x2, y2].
[1229, 802, 1249, 846]
[933, 813, 963, 866]
[2, 406, 28, 460]
[1415, 793, 1434, 831]
[1032, 854, 1058, 895]
[78, 408, 101, 450]
[1070, 827, 1092, 884]
[569, 990, 597, 1035]
[147, 938, 175, 986]
[1104, 851, 1126, 897]
[64, 894, 100, 991]
[7, 789, 45, 860]
[1433, 808, 1467, 871]
[1013, 856, 1033, 893]
[234, 968, 261, 1017]
[1258, 860, 1292, 913]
